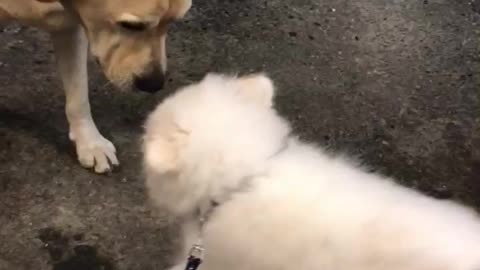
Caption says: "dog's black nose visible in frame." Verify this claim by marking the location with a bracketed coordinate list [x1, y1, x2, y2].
[134, 72, 165, 93]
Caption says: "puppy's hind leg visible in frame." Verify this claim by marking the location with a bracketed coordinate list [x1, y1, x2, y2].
[50, 26, 119, 173]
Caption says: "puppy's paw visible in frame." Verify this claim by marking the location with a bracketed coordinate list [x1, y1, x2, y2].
[69, 126, 119, 174]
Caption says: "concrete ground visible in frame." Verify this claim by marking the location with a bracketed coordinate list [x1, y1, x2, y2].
[0, 0, 479, 269]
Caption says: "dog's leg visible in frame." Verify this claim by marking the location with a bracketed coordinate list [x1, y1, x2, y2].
[51, 26, 119, 173]
[0, 7, 11, 22]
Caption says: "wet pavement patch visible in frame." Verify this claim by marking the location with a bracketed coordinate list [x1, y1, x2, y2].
[38, 227, 114, 270]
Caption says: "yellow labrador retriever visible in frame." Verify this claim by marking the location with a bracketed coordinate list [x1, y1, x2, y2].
[0, 0, 191, 173]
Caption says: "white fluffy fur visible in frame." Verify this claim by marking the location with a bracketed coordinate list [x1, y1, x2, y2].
[143, 73, 480, 270]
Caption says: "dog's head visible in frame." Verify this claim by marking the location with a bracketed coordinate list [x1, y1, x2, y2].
[40, 0, 191, 92]
[142, 73, 291, 216]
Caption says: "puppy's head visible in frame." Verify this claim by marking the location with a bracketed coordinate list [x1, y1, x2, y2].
[143, 73, 291, 216]
[40, 0, 191, 92]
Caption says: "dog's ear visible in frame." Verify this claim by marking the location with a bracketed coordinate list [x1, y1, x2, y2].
[143, 121, 189, 174]
[170, 0, 192, 18]
[235, 73, 275, 107]
[36, 0, 59, 2]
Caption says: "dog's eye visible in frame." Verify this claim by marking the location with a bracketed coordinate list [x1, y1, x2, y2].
[117, 21, 149, 32]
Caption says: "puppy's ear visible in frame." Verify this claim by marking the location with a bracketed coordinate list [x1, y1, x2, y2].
[235, 73, 275, 107]
[144, 138, 178, 174]
[36, 0, 59, 2]
[143, 121, 188, 174]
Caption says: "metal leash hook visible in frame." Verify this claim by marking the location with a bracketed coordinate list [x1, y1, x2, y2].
[185, 244, 204, 270]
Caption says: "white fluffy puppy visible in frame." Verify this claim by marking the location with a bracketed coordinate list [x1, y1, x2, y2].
[143, 73, 480, 270]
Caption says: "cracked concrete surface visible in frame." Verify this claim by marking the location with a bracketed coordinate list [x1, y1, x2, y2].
[0, 0, 479, 269]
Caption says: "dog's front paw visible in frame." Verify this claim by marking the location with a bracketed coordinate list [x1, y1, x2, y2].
[69, 127, 119, 174]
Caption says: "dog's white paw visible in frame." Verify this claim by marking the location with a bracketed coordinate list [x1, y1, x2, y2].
[69, 127, 119, 174]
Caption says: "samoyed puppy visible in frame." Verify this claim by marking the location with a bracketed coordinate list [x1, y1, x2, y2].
[143, 73, 480, 270]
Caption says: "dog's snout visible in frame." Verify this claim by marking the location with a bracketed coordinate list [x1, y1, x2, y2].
[134, 71, 165, 93]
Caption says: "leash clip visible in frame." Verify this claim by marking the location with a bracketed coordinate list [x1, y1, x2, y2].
[189, 243, 204, 258]
[185, 244, 204, 270]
